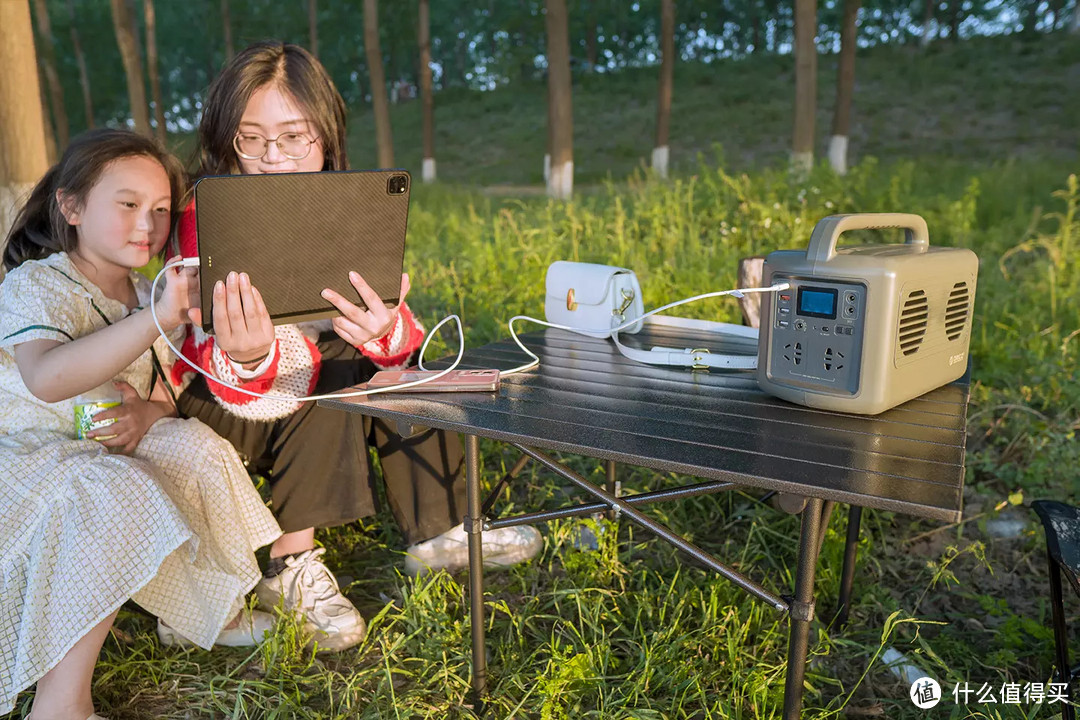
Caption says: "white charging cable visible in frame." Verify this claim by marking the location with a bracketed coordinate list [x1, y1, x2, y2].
[417, 282, 792, 377]
[150, 258, 465, 402]
[153, 258, 790, 399]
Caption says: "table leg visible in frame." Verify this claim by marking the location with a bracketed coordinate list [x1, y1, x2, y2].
[464, 434, 488, 708]
[834, 506, 862, 630]
[816, 501, 836, 558]
[1049, 551, 1077, 720]
[783, 496, 823, 720]
[605, 459, 618, 521]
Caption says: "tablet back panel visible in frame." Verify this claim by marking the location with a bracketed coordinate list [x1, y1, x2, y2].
[194, 169, 410, 333]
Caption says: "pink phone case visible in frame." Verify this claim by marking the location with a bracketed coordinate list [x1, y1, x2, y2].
[365, 368, 501, 392]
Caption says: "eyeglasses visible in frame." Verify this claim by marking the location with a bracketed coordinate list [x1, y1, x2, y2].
[233, 131, 320, 161]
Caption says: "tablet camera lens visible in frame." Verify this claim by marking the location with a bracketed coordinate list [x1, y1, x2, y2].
[388, 175, 408, 194]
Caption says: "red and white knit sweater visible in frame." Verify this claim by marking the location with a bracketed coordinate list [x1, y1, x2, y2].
[171, 201, 424, 421]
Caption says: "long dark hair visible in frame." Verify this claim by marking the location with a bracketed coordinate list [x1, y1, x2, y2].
[197, 42, 349, 177]
[4, 128, 186, 272]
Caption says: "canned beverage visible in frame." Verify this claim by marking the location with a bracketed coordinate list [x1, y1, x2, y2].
[74, 382, 122, 441]
[74, 400, 120, 440]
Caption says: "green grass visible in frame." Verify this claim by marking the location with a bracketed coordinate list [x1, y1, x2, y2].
[7, 33, 1080, 720]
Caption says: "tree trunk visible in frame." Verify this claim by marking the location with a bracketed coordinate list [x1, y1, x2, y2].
[545, 0, 573, 199]
[36, 60, 58, 164]
[309, 0, 318, 59]
[419, 0, 435, 181]
[947, 0, 961, 41]
[30, 0, 68, 149]
[752, 4, 762, 52]
[144, 0, 166, 142]
[920, 0, 935, 46]
[585, 4, 598, 71]
[791, 0, 817, 177]
[110, 0, 150, 136]
[1022, 0, 1040, 33]
[364, 0, 394, 167]
[653, 0, 675, 178]
[221, 0, 234, 60]
[488, 0, 498, 62]
[0, 0, 51, 256]
[67, 0, 94, 128]
[828, 0, 860, 175]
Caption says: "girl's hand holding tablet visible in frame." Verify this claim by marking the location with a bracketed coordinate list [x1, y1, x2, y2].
[321, 271, 410, 347]
[211, 270, 276, 365]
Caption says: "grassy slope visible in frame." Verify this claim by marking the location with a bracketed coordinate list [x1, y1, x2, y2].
[347, 34, 1079, 185]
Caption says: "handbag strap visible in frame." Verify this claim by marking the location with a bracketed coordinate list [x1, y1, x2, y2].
[611, 315, 759, 370]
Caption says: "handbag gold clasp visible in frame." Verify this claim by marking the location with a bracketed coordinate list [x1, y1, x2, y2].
[566, 288, 578, 311]
[612, 288, 634, 318]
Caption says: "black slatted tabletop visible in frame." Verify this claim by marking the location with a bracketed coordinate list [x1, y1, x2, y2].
[320, 320, 968, 522]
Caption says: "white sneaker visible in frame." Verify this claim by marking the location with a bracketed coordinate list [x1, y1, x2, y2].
[254, 548, 367, 652]
[404, 523, 543, 577]
[156, 609, 275, 648]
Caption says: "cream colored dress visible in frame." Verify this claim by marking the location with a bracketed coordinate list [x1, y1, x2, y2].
[0, 253, 281, 713]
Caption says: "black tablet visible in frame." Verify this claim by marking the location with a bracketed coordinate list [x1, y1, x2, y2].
[193, 169, 410, 333]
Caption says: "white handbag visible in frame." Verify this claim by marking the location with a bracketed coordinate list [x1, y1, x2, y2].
[542, 261, 758, 370]
[544, 261, 645, 339]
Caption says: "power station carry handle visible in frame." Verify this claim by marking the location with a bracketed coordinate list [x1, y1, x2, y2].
[805, 213, 930, 264]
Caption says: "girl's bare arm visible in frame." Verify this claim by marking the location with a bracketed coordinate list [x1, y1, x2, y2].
[14, 309, 179, 403]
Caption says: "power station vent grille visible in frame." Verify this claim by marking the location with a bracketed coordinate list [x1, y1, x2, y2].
[898, 289, 928, 356]
[945, 282, 970, 341]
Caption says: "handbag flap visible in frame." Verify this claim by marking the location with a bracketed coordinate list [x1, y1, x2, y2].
[545, 261, 632, 306]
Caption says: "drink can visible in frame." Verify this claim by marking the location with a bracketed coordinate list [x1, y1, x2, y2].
[74, 400, 120, 440]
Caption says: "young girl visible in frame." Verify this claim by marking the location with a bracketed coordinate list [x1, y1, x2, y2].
[171, 41, 541, 652]
[0, 129, 281, 719]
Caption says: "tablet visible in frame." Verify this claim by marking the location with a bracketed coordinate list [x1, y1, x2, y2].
[193, 169, 410, 333]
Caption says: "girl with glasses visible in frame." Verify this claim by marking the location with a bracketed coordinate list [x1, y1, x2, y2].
[171, 42, 541, 653]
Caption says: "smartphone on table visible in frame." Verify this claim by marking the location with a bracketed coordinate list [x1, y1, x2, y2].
[364, 368, 501, 393]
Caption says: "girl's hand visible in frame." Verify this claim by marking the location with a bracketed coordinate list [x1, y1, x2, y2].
[85, 381, 170, 455]
[211, 271, 275, 363]
[322, 272, 410, 347]
[155, 255, 200, 330]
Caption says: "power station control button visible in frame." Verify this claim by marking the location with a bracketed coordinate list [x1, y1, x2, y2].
[778, 307, 790, 315]
[777, 320, 790, 329]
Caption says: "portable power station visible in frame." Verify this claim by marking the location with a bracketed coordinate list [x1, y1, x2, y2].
[757, 213, 978, 415]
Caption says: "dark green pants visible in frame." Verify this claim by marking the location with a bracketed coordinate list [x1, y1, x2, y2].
[176, 333, 465, 545]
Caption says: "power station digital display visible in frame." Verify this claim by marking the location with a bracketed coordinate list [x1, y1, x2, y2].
[797, 287, 838, 319]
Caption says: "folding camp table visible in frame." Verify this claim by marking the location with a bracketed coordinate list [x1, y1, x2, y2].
[320, 319, 968, 719]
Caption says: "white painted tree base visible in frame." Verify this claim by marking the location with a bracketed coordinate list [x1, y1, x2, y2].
[652, 145, 669, 178]
[543, 153, 551, 183]
[790, 151, 813, 181]
[828, 135, 848, 175]
[422, 157, 436, 182]
[547, 160, 573, 199]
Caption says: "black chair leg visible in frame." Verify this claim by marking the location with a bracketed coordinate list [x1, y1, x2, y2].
[1048, 550, 1077, 720]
